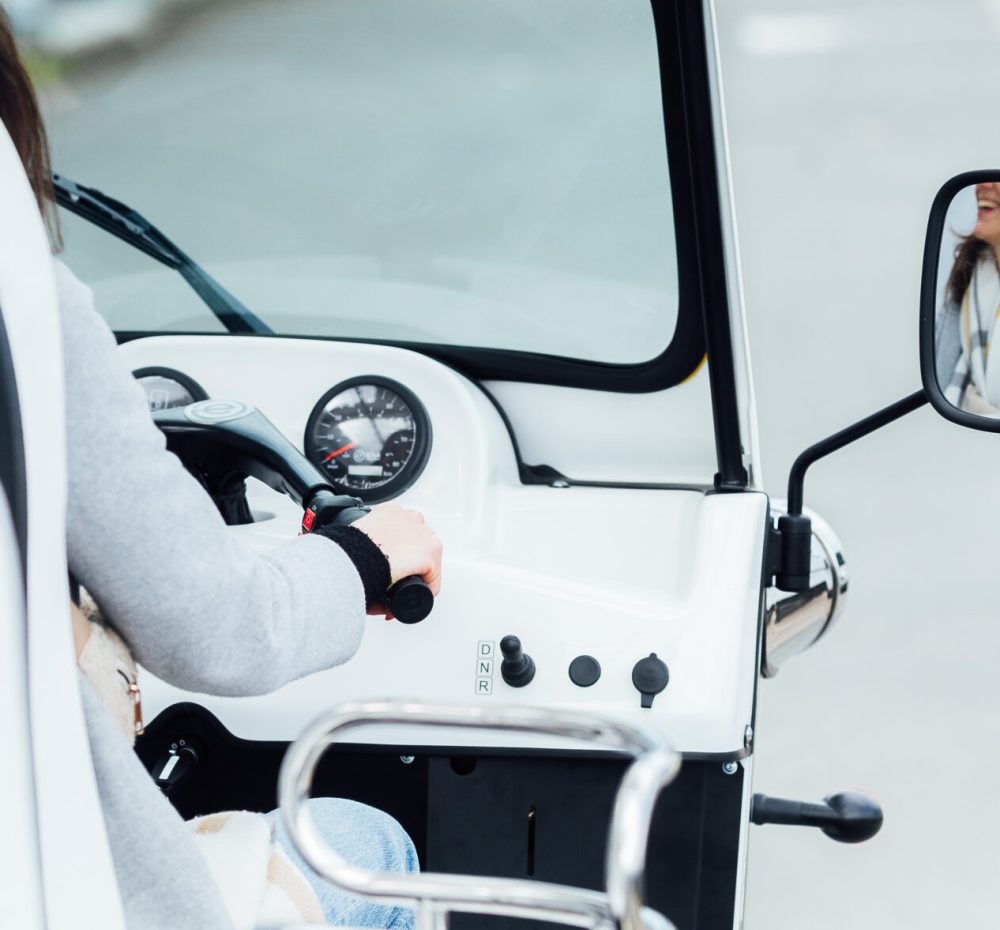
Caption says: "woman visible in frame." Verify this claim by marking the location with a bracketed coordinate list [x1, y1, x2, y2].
[0, 11, 441, 929]
[937, 182, 1000, 416]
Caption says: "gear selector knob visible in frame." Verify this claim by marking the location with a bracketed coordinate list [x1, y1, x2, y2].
[500, 635, 536, 687]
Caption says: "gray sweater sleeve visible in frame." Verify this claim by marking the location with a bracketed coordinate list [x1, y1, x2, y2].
[58, 260, 366, 696]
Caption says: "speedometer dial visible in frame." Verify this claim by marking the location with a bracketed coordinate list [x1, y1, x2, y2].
[304, 377, 431, 502]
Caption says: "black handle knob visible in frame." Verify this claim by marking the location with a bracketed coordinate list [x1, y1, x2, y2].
[385, 575, 434, 624]
[500, 635, 535, 687]
[751, 790, 883, 844]
[819, 791, 884, 843]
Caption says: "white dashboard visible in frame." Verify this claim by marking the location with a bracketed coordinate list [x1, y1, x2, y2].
[120, 334, 767, 755]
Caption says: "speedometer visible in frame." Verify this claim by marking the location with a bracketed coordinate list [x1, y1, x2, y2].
[304, 377, 431, 502]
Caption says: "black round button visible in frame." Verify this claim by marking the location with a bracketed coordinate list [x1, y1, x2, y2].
[568, 655, 601, 688]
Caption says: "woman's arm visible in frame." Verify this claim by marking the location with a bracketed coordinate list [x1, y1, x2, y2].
[58, 261, 369, 697]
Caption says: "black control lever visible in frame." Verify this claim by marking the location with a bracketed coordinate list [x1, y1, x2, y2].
[154, 401, 433, 623]
[751, 790, 883, 843]
[499, 635, 535, 687]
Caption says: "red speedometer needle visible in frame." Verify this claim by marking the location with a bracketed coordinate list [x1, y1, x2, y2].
[324, 442, 358, 461]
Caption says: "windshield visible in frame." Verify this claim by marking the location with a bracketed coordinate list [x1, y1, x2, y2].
[44, 0, 681, 366]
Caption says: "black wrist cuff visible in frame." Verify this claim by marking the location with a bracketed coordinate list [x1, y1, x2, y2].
[315, 524, 391, 610]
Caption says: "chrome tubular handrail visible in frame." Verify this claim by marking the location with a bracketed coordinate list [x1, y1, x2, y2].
[278, 701, 681, 930]
[605, 751, 682, 930]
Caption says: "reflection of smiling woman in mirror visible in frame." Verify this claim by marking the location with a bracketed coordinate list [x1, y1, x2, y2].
[938, 182, 1000, 415]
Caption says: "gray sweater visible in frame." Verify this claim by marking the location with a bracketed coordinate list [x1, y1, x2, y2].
[57, 260, 367, 929]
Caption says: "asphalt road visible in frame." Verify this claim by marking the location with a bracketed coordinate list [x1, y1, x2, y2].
[38, 1, 1000, 927]
[717, 3, 1000, 926]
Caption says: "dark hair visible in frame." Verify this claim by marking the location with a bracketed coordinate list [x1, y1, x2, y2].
[946, 234, 990, 309]
[0, 7, 60, 248]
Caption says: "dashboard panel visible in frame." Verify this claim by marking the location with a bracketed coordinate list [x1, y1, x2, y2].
[118, 334, 767, 755]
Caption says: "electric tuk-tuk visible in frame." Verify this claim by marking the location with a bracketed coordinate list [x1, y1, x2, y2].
[2, 1, 991, 928]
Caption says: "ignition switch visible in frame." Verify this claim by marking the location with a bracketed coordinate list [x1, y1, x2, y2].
[151, 739, 200, 794]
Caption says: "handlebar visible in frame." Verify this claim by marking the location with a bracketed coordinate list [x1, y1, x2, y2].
[154, 401, 434, 623]
[301, 490, 433, 624]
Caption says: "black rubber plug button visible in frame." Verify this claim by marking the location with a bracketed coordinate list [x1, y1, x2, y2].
[631, 653, 669, 708]
[500, 635, 536, 687]
[568, 655, 601, 687]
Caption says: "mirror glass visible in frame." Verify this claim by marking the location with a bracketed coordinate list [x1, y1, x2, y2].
[932, 179, 1000, 419]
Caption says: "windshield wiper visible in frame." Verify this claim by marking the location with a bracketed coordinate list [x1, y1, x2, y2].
[53, 175, 272, 335]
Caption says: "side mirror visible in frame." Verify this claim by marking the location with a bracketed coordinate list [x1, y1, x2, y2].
[921, 170, 1000, 430]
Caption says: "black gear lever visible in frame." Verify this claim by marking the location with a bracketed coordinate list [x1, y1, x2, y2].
[154, 401, 434, 623]
[500, 635, 536, 687]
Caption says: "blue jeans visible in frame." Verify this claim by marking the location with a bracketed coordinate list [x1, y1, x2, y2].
[267, 798, 418, 928]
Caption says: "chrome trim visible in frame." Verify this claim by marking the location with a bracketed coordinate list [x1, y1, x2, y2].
[278, 701, 681, 930]
[763, 503, 849, 676]
[807, 507, 849, 640]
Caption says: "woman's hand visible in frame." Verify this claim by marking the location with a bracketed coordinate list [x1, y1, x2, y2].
[353, 504, 443, 615]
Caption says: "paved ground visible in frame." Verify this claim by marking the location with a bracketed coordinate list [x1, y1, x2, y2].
[716, 2, 1000, 926]
[38, 1, 1000, 926]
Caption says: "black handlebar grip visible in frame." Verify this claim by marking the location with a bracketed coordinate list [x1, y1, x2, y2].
[384, 575, 434, 624]
[304, 491, 435, 624]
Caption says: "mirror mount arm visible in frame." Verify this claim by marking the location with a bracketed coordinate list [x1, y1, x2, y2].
[770, 389, 928, 591]
[785, 390, 928, 515]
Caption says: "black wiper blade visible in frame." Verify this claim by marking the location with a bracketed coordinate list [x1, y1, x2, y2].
[53, 175, 272, 335]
